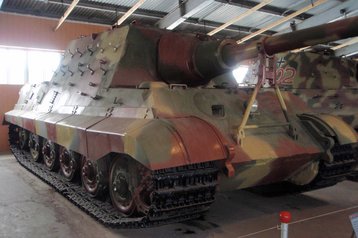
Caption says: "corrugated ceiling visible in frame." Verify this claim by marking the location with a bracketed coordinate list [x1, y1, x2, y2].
[0, 0, 357, 57]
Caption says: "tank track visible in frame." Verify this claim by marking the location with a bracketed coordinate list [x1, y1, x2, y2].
[248, 143, 358, 195]
[298, 143, 357, 190]
[317, 144, 357, 181]
[9, 126, 218, 228]
[305, 143, 356, 190]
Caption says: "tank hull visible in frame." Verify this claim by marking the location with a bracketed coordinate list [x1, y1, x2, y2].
[6, 85, 358, 187]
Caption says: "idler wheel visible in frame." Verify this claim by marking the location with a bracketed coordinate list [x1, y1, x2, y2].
[28, 133, 42, 162]
[18, 128, 29, 150]
[81, 158, 107, 197]
[59, 147, 80, 181]
[109, 158, 152, 216]
[42, 139, 59, 171]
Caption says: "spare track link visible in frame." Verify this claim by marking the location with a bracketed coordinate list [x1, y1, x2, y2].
[9, 130, 218, 228]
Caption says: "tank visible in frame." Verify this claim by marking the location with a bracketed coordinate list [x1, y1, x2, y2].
[239, 51, 358, 129]
[275, 51, 358, 181]
[241, 50, 358, 182]
[4, 16, 358, 227]
[276, 51, 358, 130]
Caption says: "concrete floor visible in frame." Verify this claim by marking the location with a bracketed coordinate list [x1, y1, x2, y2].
[0, 153, 357, 238]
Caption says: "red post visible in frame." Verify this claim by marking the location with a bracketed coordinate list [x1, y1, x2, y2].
[279, 211, 291, 238]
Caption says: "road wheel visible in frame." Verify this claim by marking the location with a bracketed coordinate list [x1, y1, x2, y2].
[18, 128, 29, 150]
[42, 139, 59, 171]
[109, 157, 152, 216]
[28, 133, 42, 162]
[59, 147, 80, 181]
[81, 157, 108, 197]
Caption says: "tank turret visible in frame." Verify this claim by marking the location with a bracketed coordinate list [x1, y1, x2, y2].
[4, 16, 358, 227]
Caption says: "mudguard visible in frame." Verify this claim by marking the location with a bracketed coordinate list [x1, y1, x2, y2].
[299, 113, 357, 145]
[86, 116, 229, 170]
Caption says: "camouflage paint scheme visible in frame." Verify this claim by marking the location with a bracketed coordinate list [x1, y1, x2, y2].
[276, 52, 358, 130]
[4, 17, 358, 193]
[241, 51, 358, 131]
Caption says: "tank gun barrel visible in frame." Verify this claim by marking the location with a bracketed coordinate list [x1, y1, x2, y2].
[220, 15, 358, 67]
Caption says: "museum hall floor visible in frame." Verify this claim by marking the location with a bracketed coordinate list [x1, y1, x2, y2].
[0, 153, 357, 238]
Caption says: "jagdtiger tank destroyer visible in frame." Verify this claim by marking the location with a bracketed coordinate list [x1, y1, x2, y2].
[4, 16, 358, 227]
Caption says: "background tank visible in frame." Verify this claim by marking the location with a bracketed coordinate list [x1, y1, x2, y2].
[235, 51, 358, 130]
[4, 16, 358, 227]
[276, 51, 358, 130]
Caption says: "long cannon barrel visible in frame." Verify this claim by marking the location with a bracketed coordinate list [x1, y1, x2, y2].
[221, 15, 358, 67]
[158, 16, 358, 86]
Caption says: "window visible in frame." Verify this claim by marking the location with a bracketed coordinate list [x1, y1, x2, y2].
[0, 48, 27, 84]
[28, 50, 62, 84]
[0, 46, 62, 85]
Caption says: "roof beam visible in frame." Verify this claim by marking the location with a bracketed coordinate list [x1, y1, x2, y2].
[237, 0, 327, 44]
[278, 0, 358, 34]
[1, 7, 115, 26]
[2, 1, 274, 36]
[157, 0, 214, 30]
[215, 0, 312, 21]
[335, 42, 358, 57]
[115, 0, 146, 26]
[2, 0, 276, 37]
[207, 0, 272, 36]
[291, 46, 310, 53]
[48, 0, 163, 20]
[54, 0, 79, 31]
[185, 18, 275, 35]
[331, 37, 358, 51]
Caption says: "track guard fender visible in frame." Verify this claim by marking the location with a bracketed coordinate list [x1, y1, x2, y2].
[298, 113, 357, 163]
[298, 113, 357, 145]
[122, 117, 229, 170]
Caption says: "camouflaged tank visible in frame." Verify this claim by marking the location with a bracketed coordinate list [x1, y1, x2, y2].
[275, 51, 358, 130]
[4, 16, 358, 227]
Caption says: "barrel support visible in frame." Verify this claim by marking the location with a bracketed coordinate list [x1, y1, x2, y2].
[236, 53, 297, 145]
